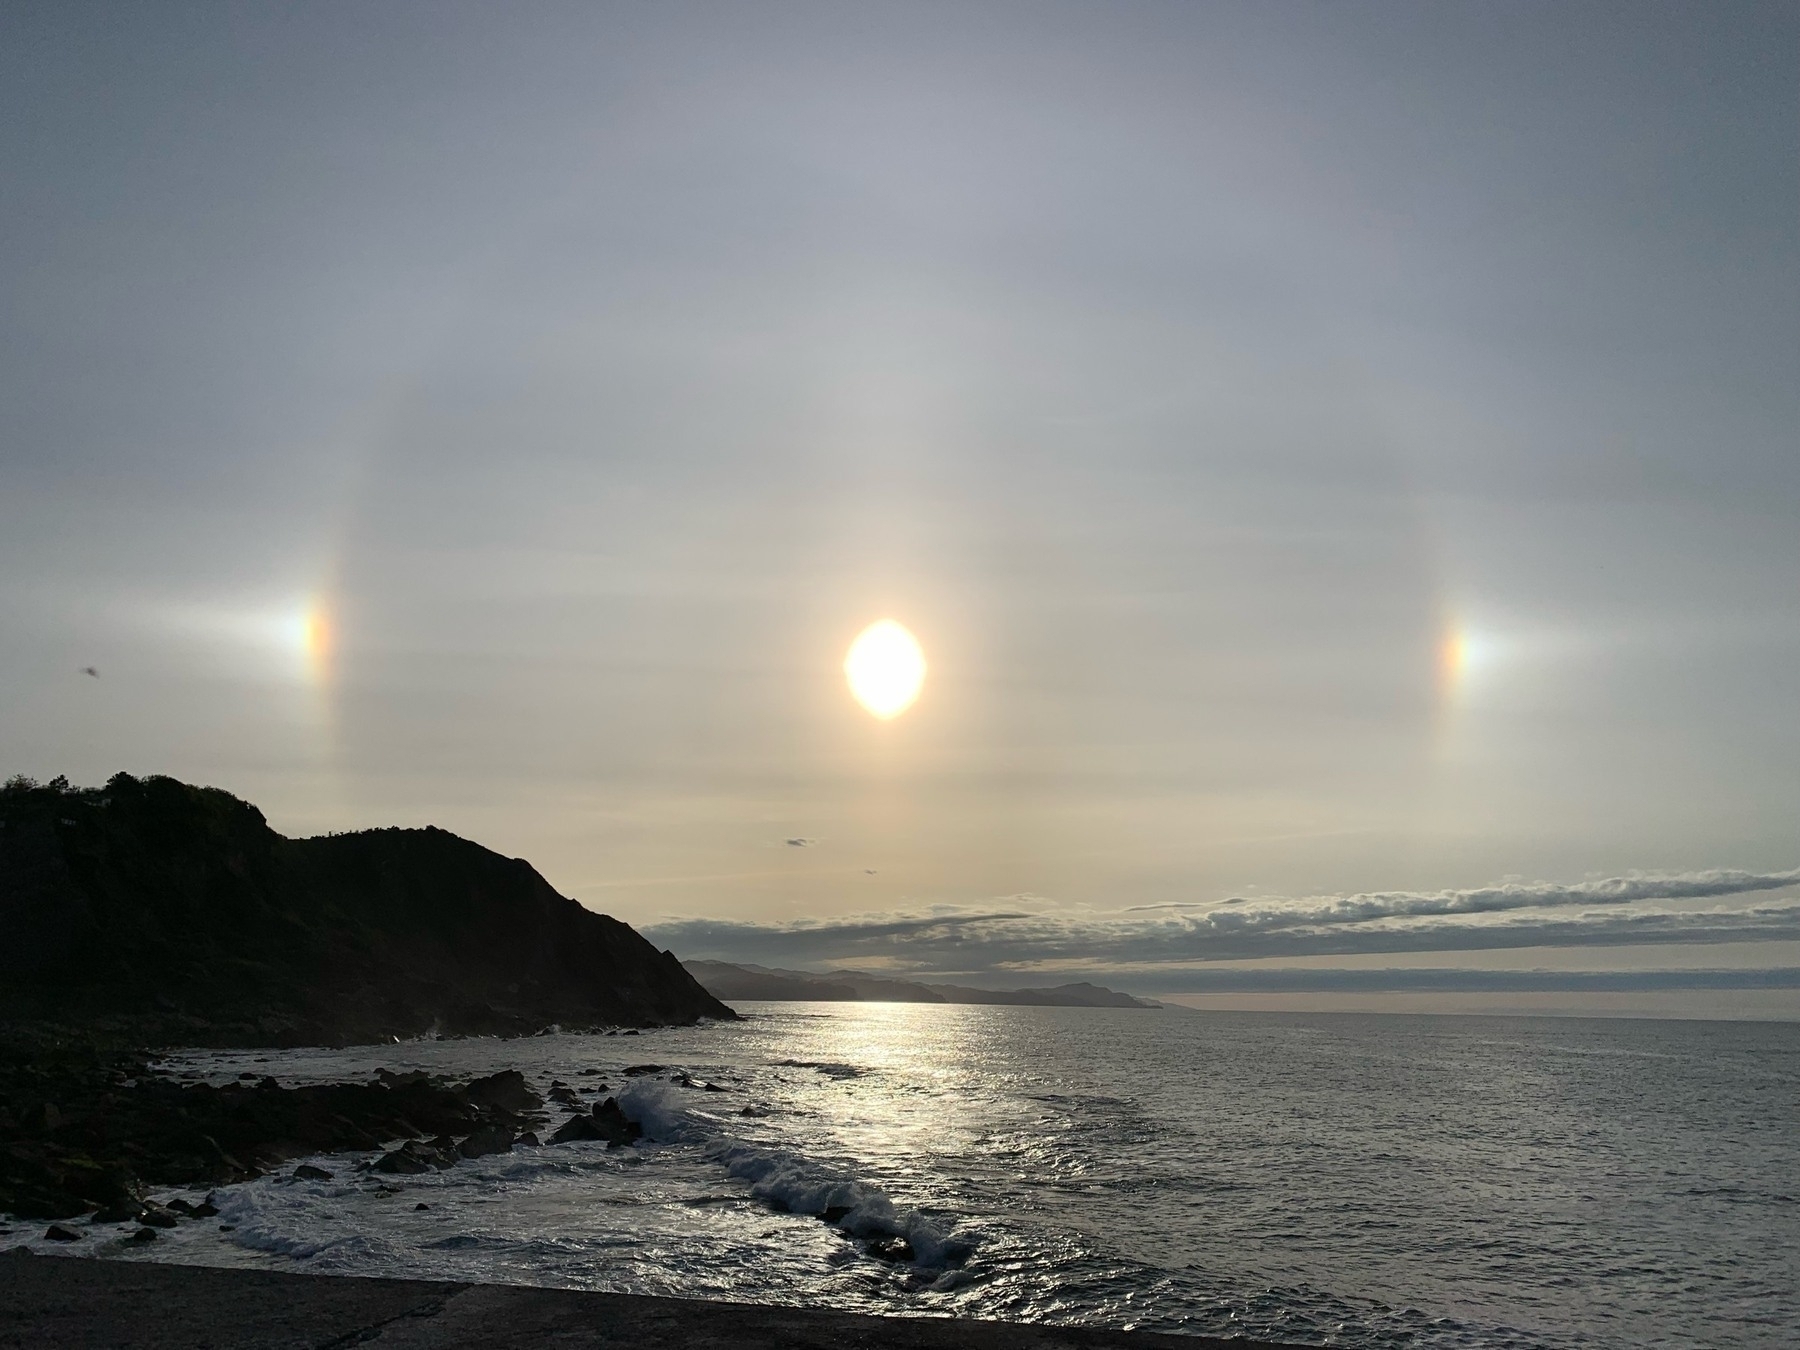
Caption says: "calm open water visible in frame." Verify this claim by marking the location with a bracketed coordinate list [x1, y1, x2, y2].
[8, 1005, 1797, 1348]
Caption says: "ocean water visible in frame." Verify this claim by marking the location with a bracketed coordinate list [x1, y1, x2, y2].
[9, 1005, 1797, 1348]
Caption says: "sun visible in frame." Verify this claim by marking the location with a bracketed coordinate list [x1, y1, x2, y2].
[845, 620, 926, 719]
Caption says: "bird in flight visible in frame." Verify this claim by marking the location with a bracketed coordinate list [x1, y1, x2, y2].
[80, 666, 99, 678]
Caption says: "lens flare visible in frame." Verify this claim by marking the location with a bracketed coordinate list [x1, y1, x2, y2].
[845, 620, 926, 719]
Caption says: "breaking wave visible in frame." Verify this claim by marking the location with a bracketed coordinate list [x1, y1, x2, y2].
[616, 1079, 974, 1274]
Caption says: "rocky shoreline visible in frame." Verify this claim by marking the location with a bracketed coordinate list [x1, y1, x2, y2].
[0, 1042, 524, 1227]
[5, 1045, 993, 1296]
[0, 1037, 687, 1240]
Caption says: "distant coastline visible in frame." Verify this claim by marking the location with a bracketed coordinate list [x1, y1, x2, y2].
[683, 959, 1160, 1008]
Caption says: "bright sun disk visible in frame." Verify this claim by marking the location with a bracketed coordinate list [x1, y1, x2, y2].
[845, 620, 926, 719]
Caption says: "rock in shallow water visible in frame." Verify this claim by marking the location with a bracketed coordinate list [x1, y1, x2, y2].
[461, 1070, 539, 1114]
[369, 1142, 445, 1175]
[549, 1098, 642, 1148]
[456, 1124, 516, 1159]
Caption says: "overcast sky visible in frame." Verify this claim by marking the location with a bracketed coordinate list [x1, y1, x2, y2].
[3, 2, 1796, 1013]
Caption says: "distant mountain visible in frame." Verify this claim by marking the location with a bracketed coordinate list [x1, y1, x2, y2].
[681, 961, 864, 1002]
[923, 981, 1155, 1009]
[682, 960, 1158, 1009]
[0, 773, 733, 1045]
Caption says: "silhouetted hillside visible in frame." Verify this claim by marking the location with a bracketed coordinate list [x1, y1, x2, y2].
[0, 773, 732, 1045]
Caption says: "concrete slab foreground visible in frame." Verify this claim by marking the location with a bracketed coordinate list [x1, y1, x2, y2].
[0, 1255, 1289, 1350]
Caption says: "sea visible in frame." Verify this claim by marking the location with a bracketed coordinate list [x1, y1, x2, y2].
[7, 1004, 1797, 1348]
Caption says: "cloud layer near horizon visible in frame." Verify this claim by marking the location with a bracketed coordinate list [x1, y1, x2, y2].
[644, 868, 1800, 975]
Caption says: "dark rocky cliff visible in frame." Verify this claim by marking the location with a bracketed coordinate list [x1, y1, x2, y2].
[0, 773, 733, 1045]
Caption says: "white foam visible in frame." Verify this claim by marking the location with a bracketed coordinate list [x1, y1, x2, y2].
[615, 1079, 718, 1143]
[615, 1079, 973, 1270]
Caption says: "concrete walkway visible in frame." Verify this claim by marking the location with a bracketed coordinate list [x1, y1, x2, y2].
[0, 1254, 1293, 1349]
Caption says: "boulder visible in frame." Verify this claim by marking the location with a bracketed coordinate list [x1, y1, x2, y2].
[43, 1224, 81, 1242]
[386, 1139, 457, 1172]
[461, 1070, 539, 1114]
[90, 1202, 142, 1225]
[548, 1114, 607, 1144]
[864, 1237, 916, 1264]
[139, 1206, 180, 1229]
[293, 1164, 333, 1181]
[456, 1124, 515, 1159]
[370, 1147, 432, 1176]
[374, 1069, 433, 1090]
[549, 1098, 641, 1148]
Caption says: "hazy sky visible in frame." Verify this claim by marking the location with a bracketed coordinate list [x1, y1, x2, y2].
[4, 2, 1796, 1013]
